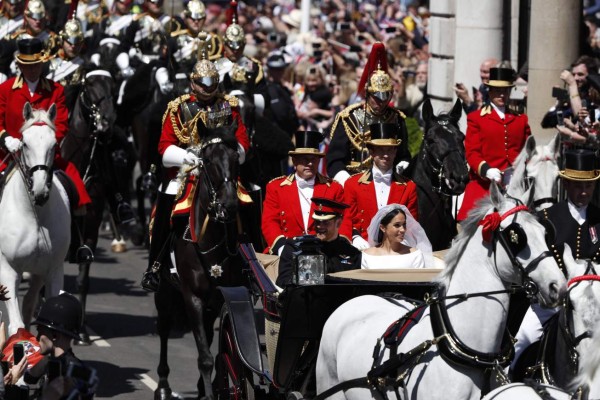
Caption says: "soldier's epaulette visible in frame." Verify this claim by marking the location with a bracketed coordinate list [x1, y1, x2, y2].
[339, 102, 364, 119]
[133, 12, 147, 21]
[223, 94, 239, 108]
[10, 28, 26, 40]
[170, 28, 189, 37]
[162, 94, 191, 126]
[268, 175, 286, 184]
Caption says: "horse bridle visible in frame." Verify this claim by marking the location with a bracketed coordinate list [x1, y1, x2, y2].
[13, 122, 54, 205]
[194, 137, 238, 223]
[422, 119, 466, 197]
[522, 155, 559, 209]
[78, 70, 113, 135]
[480, 203, 554, 298]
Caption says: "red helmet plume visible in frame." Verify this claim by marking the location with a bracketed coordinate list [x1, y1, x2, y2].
[357, 42, 389, 98]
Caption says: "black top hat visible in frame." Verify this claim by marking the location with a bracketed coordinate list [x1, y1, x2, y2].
[367, 123, 400, 146]
[485, 67, 516, 88]
[289, 131, 325, 157]
[31, 293, 83, 339]
[558, 149, 600, 181]
[311, 197, 349, 220]
[15, 38, 47, 64]
[266, 52, 288, 69]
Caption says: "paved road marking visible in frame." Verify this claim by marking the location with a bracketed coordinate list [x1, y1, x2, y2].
[87, 327, 111, 347]
[138, 373, 157, 391]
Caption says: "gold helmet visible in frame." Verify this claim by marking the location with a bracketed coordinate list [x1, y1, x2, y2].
[190, 32, 219, 98]
[185, 0, 205, 20]
[223, 1, 244, 50]
[61, 18, 84, 45]
[25, 0, 45, 19]
[357, 42, 392, 101]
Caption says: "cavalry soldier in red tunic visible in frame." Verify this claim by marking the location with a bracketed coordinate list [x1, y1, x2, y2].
[141, 37, 249, 292]
[342, 122, 418, 249]
[0, 38, 91, 210]
[262, 130, 349, 256]
[457, 66, 531, 221]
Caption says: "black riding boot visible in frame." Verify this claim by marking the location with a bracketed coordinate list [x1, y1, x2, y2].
[141, 191, 175, 292]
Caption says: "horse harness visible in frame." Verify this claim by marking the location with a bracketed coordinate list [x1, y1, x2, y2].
[315, 204, 554, 400]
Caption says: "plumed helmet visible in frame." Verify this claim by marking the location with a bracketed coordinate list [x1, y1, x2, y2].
[31, 293, 83, 339]
[25, 0, 45, 19]
[190, 32, 218, 95]
[61, 18, 84, 45]
[224, 1, 244, 50]
[357, 42, 393, 100]
[185, 0, 205, 20]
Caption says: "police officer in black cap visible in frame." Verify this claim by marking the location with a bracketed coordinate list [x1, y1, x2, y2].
[10, 293, 96, 399]
[276, 197, 361, 286]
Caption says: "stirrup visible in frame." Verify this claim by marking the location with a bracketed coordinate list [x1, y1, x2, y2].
[75, 245, 94, 263]
[117, 202, 136, 225]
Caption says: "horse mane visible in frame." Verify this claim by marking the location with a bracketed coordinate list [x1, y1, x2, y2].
[436, 196, 494, 284]
[20, 108, 56, 133]
[506, 145, 529, 197]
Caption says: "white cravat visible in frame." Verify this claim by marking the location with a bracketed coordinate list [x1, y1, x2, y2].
[567, 200, 587, 226]
[25, 78, 38, 97]
[296, 175, 315, 232]
[372, 166, 392, 209]
[491, 102, 506, 120]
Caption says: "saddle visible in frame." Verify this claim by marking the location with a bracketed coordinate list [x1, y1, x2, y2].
[55, 169, 80, 212]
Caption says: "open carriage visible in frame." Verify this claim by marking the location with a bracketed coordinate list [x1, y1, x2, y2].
[214, 242, 445, 400]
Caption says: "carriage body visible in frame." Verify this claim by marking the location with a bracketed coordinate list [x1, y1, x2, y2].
[215, 243, 441, 399]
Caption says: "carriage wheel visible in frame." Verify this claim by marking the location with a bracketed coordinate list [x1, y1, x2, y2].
[216, 315, 256, 400]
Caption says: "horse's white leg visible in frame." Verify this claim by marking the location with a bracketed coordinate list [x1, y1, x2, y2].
[44, 258, 65, 299]
[22, 274, 45, 329]
[0, 253, 24, 335]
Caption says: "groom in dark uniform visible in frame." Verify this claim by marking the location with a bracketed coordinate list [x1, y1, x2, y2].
[541, 148, 600, 268]
[276, 197, 361, 287]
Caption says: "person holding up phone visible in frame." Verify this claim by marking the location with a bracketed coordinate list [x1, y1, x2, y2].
[7, 293, 95, 399]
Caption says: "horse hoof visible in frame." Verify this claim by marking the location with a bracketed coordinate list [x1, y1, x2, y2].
[154, 387, 172, 400]
[111, 238, 127, 253]
[75, 332, 92, 346]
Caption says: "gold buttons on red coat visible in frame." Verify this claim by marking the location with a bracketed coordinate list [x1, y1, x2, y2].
[281, 211, 285, 215]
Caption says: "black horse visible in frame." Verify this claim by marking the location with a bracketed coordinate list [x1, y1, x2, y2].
[407, 98, 469, 251]
[154, 122, 245, 400]
[225, 62, 294, 251]
[118, 59, 176, 245]
[61, 69, 123, 344]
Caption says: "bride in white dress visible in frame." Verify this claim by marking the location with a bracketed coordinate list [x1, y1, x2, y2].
[361, 204, 433, 269]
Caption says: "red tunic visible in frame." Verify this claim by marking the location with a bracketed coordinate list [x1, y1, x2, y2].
[261, 173, 348, 254]
[158, 93, 250, 180]
[0, 76, 90, 207]
[457, 107, 531, 221]
[342, 170, 419, 240]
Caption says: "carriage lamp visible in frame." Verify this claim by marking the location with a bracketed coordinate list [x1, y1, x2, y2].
[291, 235, 326, 285]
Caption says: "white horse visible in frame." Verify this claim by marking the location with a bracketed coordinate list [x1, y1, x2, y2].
[316, 183, 567, 400]
[506, 134, 560, 211]
[0, 103, 70, 335]
[484, 314, 600, 400]
[509, 250, 600, 389]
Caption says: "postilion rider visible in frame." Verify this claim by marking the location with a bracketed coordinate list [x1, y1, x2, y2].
[0, 38, 91, 213]
[141, 41, 249, 292]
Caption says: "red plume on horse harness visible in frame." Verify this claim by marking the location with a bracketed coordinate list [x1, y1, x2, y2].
[478, 205, 529, 243]
[357, 42, 389, 98]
